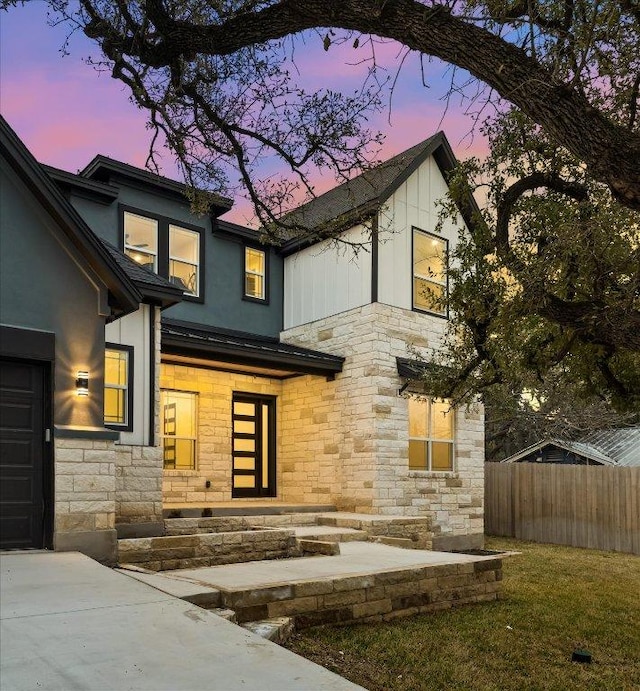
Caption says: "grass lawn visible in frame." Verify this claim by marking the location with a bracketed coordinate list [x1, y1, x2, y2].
[285, 538, 640, 690]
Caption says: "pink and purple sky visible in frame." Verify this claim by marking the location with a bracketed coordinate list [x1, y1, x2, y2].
[0, 2, 488, 224]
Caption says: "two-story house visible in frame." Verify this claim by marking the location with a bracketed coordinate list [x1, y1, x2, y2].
[0, 115, 484, 562]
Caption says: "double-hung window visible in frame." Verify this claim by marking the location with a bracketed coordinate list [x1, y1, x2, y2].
[122, 208, 203, 299]
[244, 246, 267, 302]
[413, 228, 448, 316]
[169, 225, 200, 296]
[104, 345, 133, 431]
[161, 390, 198, 470]
[408, 398, 454, 471]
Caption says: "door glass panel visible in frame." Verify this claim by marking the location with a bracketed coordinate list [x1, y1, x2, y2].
[233, 457, 256, 471]
[234, 475, 256, 489]
[234, 438, 255, 453]
[234, 401, 255, 416]
[234, 420, 255, 434]
[262, 404, 269, 489]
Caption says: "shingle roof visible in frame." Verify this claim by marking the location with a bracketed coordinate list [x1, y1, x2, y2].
[100, 240, 184, 307]
[278, 133, 444, 238]
[162, 319, 344, 376]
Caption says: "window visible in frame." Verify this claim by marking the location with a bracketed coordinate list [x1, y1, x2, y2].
[408, 398, 454, 471]
[169, 225, 200, 296]
[162, 390, 198, 470]
[244, 246, 267, 301]
[124, 212, 158, 271]
[121, 207, 203, 301]
[104, 345, 133, 430]
[413, 228, 447, 316]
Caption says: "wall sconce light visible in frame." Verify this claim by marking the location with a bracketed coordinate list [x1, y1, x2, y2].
[76, 370, 89, 396]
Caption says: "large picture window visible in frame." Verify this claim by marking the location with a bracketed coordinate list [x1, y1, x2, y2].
[413, 228, 448, 316]
[408, 398, 454, 471]
[162, 390, 198, 470]
[104, 345, 133, 431]
[121, 206, 204, 300]
[244, 246, 267, 301]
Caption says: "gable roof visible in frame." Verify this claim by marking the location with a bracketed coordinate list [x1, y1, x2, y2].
[0, 115, 141, 319]
[81, 155, 233, 216]
[501, 427, 640, 466]
[278, 131, 476, 256]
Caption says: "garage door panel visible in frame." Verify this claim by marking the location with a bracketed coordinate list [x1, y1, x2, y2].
[0, 515, 34, 548]
[0, 438, 35, 466]
[0, 400, 38, 431]
[0, 362, 41, 395]
[0, 476, 35, 502]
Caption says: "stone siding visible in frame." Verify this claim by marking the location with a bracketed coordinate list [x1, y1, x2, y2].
[281, 302, 485, 546]
[223, 558, 503, 626]
[54, 437, 117, 561]
[118, 529, 301, 571]
[160, 363, 284, 504]
[114, 444, 163, 525]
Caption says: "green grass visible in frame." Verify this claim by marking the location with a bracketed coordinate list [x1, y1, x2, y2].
[285, 538, 640, 690]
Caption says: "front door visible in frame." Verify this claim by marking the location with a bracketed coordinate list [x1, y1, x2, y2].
[0, 359, 49, 549]
[231, 394, 276, 498]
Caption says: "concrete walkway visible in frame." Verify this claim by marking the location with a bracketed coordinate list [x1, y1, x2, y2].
[0, 551, 363, 691]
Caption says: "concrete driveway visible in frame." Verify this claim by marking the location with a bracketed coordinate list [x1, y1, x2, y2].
[0, 551, 363, 691]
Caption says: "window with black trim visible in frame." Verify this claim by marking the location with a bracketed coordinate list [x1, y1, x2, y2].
[244, 246, 267, 302]
[412, 228, 448, 316]
[121, 206, 204, 300]
[104, 344, 133, 431]
[161, 390, 198, 470]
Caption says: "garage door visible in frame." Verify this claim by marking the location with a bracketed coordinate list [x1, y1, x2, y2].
[0, 360, 47, 549]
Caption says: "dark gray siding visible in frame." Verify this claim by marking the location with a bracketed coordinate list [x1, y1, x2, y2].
[1, 165, 107, 428]
[69, 183, 284, 336]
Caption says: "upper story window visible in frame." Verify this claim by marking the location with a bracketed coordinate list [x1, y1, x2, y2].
[408, 397, 454, 471]
[412, 228, 448, 316]
[121, 206, 203, 300]
[244, 246, 267, 302]
[104, 344, 133, 431]
[169, 225, 200, 296]
[124, 212, 158, 271]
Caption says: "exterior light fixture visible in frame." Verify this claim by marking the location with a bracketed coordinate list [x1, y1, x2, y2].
[76, 370, 89, 396]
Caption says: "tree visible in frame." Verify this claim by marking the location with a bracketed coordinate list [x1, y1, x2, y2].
[3, 0, 639, 405]
[431, 108, 639, 409]
[5, 0, 639, 215]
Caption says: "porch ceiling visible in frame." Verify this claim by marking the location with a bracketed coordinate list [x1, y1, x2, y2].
[162, 353, 298, 379]
[161, 318, 344, 377]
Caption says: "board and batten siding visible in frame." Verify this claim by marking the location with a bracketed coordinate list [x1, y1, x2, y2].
[104, 304, 153, 446]
[284, 224, 372, 329]
[377, 155, 463, 310]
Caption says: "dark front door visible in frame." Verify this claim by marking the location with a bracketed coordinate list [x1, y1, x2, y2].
[231, 394, 276, 498]
[0, 360, 48, 549]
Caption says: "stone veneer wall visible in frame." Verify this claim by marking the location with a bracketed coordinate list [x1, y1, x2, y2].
[281, 302, 485, 549]
[54, 437, 117, 561]
[115, 307, 164, 534]
[160, 363, 284, 504]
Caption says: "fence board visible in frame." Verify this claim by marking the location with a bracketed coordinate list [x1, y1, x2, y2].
[485, 463, 640, 555]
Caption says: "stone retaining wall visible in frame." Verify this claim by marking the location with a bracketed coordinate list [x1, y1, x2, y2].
[222, 558, 503, 626]
[118, 528, 301, 571]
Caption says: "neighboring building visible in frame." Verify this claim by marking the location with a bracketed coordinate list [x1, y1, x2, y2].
[0, 115, 485, 558]
[501, 427, 640, 466]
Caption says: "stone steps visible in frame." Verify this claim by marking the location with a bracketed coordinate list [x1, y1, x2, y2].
[242, 617, 295, 644]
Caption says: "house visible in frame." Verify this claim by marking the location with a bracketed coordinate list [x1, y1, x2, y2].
[501, 427, 640, 466]
[0, 115, 485, 561]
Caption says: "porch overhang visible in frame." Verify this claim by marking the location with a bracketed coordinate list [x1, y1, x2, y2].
[161, 319, 344, 378]
[396, 357, 450, 394]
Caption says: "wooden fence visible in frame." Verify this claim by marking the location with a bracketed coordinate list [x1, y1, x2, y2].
[485, 463, 640, 555]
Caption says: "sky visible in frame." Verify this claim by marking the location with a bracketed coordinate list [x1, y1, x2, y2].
[0, 2, 488, 224]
